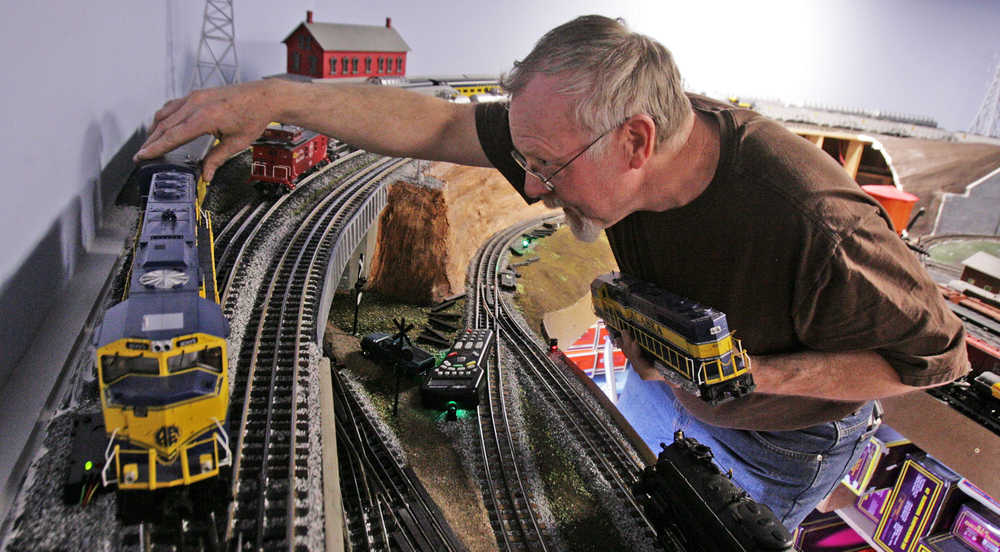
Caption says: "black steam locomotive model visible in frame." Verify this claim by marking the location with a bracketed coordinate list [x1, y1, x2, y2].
[591, 272, 754, 404]
[634, 431, 795, 552]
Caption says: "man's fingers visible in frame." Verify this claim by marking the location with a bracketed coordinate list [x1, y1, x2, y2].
[634, 361, 665, 382]
[136, 114, 210, 161]
[143, 98, 189, 149]
[143, 100, 199, 151]
[200, 137, 250, 182]
[151, 97, 185, 128]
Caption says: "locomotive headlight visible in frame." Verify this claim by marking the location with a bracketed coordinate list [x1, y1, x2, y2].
[124, 463, 139, 483]
[200, 454, 214, 472]
[151, 339, 173, 352]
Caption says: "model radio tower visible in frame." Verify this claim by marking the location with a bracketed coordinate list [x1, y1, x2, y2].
[189, 0, 240, 91]
[970, 59, 1000, 138]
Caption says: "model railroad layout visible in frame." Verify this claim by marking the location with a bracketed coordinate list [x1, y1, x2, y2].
[19, 144, 996, 551]
[6, 162, 808, 551]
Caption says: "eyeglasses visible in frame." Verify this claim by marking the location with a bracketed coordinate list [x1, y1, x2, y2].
[510, 126, 614, 192]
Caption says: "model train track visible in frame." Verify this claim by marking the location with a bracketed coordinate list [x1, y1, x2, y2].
[215, 199, 269, 288]
[469, 216, 686, 550]
[224, 156, 407, 550]
[107, 150, 381, 551]
[331, 365, 466, 551]
[467, 222, 550, 551]
[463, 216, 683, 550]
[217, 148, 367, 298]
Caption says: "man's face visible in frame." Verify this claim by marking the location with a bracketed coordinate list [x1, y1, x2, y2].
[508, 74, 622, 241]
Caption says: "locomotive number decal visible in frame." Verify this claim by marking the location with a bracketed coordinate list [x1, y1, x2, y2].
[156, 425, 181, 448]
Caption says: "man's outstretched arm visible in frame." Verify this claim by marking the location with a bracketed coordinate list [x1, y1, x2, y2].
[135, 79, 490, 181]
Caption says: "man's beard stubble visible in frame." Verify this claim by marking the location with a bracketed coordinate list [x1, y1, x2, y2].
[542, 196, 603, 243]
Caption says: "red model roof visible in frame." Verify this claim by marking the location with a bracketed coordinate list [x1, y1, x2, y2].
[862, 184, 918, 202]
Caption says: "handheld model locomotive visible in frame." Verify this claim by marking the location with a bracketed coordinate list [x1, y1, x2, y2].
[590, 272, 754, 405]
[92, 136, 231, 491]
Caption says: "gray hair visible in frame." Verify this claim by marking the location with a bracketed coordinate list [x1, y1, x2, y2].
[502, 15, 691, 148]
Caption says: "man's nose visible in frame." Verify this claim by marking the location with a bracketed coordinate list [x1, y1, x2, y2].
[523, 174, 550, 199]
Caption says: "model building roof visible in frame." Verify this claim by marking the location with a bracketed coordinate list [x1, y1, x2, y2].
[962, 251, 1000, 279]
[285, 22, 411, 53]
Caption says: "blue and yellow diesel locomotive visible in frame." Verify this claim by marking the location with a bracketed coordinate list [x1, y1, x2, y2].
[591, 272, 754, 405]
[93, 137, 231, 491]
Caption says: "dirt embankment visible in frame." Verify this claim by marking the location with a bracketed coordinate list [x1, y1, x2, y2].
[877, 137, 1000, 236]
[367, 161, 557, 303]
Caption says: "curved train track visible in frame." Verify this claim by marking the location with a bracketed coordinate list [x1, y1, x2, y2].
[332, 365, 467, 551]
[123, 150, 459, 551]
[224, 157, 407, 549]
[466, 216, 683, 550]
[215, 148, 368, 297]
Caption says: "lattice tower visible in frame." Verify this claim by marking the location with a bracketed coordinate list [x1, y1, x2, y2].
[189, 0, 240, 91]
[970, 58, 1000, 138]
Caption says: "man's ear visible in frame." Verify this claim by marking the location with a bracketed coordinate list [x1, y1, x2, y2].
[623, 114, 656, 169]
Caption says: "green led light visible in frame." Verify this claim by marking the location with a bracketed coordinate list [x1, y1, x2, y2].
[522, 239, 530, 247]
[84, 461, 93, 471]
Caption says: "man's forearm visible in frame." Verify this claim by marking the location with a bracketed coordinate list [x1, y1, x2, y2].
[137, 78, 490, 182]
[272, 80, 488, 166]
[752, 350, 930, 400]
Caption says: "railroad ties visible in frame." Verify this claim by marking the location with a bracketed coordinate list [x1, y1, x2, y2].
[222, 155, 414, 549]
[332, 364, 466, 551]
[464, 216, 672, 550]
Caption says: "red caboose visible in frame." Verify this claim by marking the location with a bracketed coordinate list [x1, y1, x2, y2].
[250, 123, 329, 191]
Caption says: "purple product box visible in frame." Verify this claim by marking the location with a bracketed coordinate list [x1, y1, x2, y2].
[843, 436, 886, 495]
[857, 487, 893, 523]
[958, 480, 1000, 517]
[867, 428, 919, 492]
[873, 455, 961, 552]
[951, 503, 1000, 552]
[917, 533, 981, 552]
[795, 511, 870, 551]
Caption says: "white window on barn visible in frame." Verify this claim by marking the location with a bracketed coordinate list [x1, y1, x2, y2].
[352, 58, 358, 73]
[342, 57, 348, 75]
[310, 56, 317, 74]
[330, 58, 337, 75]
[365, 57, 372, 73]
[292, 52, 300, 71]
[378, 58, 384, 73]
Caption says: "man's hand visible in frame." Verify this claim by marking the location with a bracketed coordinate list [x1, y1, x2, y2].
[614, 329, 667, 382]
[134, 80, 285, 182]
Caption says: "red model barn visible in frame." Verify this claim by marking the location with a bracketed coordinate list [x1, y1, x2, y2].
[283, 11, 410, 80]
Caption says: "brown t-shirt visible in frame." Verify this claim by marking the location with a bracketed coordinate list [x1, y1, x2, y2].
[475, 95, 969, 431]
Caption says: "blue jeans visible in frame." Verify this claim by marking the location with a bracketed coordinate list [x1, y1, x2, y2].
[617, 363, 879, 531]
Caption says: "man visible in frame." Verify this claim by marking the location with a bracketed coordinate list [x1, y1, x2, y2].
[137, 15, 968, 530]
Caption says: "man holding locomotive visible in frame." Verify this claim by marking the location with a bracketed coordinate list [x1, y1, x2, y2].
[136, 15, 968, 530]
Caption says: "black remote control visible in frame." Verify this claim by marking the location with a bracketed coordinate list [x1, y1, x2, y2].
[420, 328, 494, 408]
